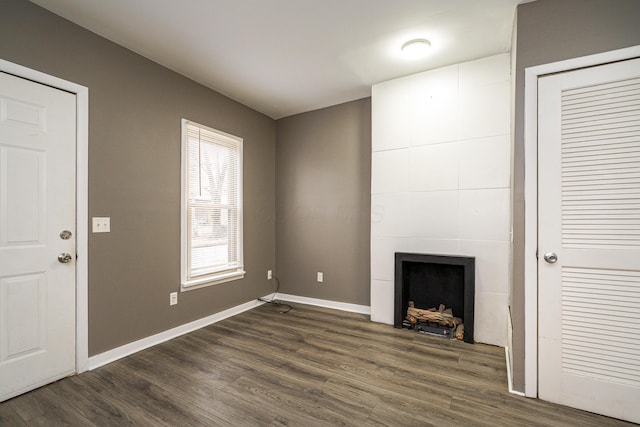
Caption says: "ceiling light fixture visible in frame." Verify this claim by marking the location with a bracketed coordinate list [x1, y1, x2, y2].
[401, 38, 431, 60]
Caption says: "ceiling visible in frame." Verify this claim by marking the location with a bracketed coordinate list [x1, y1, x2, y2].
[30, 0, 529, 119]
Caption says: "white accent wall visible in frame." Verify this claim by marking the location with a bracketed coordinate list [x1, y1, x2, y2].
[371, 53, 511, 347]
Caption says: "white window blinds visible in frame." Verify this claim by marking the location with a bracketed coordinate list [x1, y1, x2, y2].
[181, 120, 244, 288]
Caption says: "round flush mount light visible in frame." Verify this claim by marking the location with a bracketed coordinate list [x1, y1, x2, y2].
[401, 38, 431, 60]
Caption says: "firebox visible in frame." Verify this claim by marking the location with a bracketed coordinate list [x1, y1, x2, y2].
[394, 253, 475, 343]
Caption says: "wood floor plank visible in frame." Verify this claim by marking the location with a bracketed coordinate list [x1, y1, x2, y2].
[1, 302, 636, 426]
[9, 386, 98, 427]
[85, 362, 223, 426]
[0, 402, 27, 426]
[42, 375, 137, 426]
[224, 375, 344, 426]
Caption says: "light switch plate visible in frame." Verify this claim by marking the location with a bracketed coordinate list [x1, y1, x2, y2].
[92, 217, 110, 233]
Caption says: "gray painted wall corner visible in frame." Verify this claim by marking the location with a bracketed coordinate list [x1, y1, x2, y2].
[275, 98, 372, 306]
[511, 0, 640, 392]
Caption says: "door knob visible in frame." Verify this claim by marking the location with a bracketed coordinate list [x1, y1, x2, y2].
[543, 252, 558, 263]
[58, 253, 73, 263]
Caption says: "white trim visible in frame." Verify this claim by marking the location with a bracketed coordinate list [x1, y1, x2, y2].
[523, 64, 538, 399]
[523, 45, 640, 399]
[0, 59, 89, 374]
[505, 347, 525, 397]
[88, 296, 270, 370]
[181, 270, 245, 291]
[180, 118, 244, 292]
[275, 293, 371, 315]
[76, 86, 89, 373]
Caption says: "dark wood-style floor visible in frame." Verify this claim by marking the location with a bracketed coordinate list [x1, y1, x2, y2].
[0, 302, 634, 426]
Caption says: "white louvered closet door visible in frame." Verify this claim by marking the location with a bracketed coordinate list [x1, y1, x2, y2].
[538, 57, 640, 424]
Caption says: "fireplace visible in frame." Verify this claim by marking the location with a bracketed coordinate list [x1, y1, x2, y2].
[394, 253, 475, 343]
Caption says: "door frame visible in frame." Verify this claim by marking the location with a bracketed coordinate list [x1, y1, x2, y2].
[0, 58, 89, 374]
[523, 45, 640, 398]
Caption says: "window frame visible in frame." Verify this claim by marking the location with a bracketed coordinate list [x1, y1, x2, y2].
[180, 119, 244, 291]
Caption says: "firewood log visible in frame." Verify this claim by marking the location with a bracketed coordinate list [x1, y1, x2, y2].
[454, 323, 464, 340]
[407, 306, 456, 327]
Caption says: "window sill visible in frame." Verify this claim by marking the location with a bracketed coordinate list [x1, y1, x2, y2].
[181, 270, 245, 291]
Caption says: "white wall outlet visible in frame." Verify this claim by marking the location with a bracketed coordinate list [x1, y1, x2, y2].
[267, 270, 272, 280]
[317, 272, 323, 283]
[92, 217, 110, 233]
[170, 292, 178, 306]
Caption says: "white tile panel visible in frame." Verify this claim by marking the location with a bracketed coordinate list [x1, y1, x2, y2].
[459, 81, 510, 140]
[372, 80, 414, 152]
[371, 192, 411, 237]
[459, 189, 510, 241]
[459, 239, 510, 294]
[370, 237, 413, 281]
[371, 149, 409, 194]
[408, 190, 459, 239]
[409, 65, 459, 145]
[459, 135, 510, 189]
[459, 53, 510, 89]
[474, 291, 508, 347]
[408, 238, 460, 256]
[370, 279, 394, 324]
[409, 142, 459, 191]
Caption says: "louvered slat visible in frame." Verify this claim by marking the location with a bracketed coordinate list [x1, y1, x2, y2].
[559, 74, 640, 388]
[561, 77, 640, 249]
[561, 267, 640, 388]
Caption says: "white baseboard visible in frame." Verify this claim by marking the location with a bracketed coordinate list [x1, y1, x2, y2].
[89, 293, 369, 371]
[505, 346, 526, 397]
[275, 293, 371, 315]
[88, 295, 273, 370]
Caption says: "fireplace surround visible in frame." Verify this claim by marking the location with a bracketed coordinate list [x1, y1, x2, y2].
[394, 253, 475, 343]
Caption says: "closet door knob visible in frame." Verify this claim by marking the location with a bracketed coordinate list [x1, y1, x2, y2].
[543, 252, 558, 264]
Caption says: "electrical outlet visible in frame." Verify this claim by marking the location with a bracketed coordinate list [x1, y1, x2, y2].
[267, 270, 272, 280]
[317, 272, 323, 283]
[170, 292, 178, 306]
[92, 217, 110, 233]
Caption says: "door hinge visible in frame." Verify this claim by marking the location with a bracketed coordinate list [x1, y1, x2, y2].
[536, 249, 539, 259]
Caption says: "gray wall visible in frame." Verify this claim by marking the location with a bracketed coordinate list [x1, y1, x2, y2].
[512, 0, 640, 391]
[0, 0, 276, 356]
[276, 99, 371, 305]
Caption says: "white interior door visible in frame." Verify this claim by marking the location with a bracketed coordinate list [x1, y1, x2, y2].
[0, 71, 76, 401]
[538, 58, 640, 423]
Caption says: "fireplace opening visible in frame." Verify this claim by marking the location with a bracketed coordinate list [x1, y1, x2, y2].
[394, 253, 475, 343]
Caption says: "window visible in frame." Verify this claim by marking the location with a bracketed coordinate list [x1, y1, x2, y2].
[181, 119, 244, 289]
